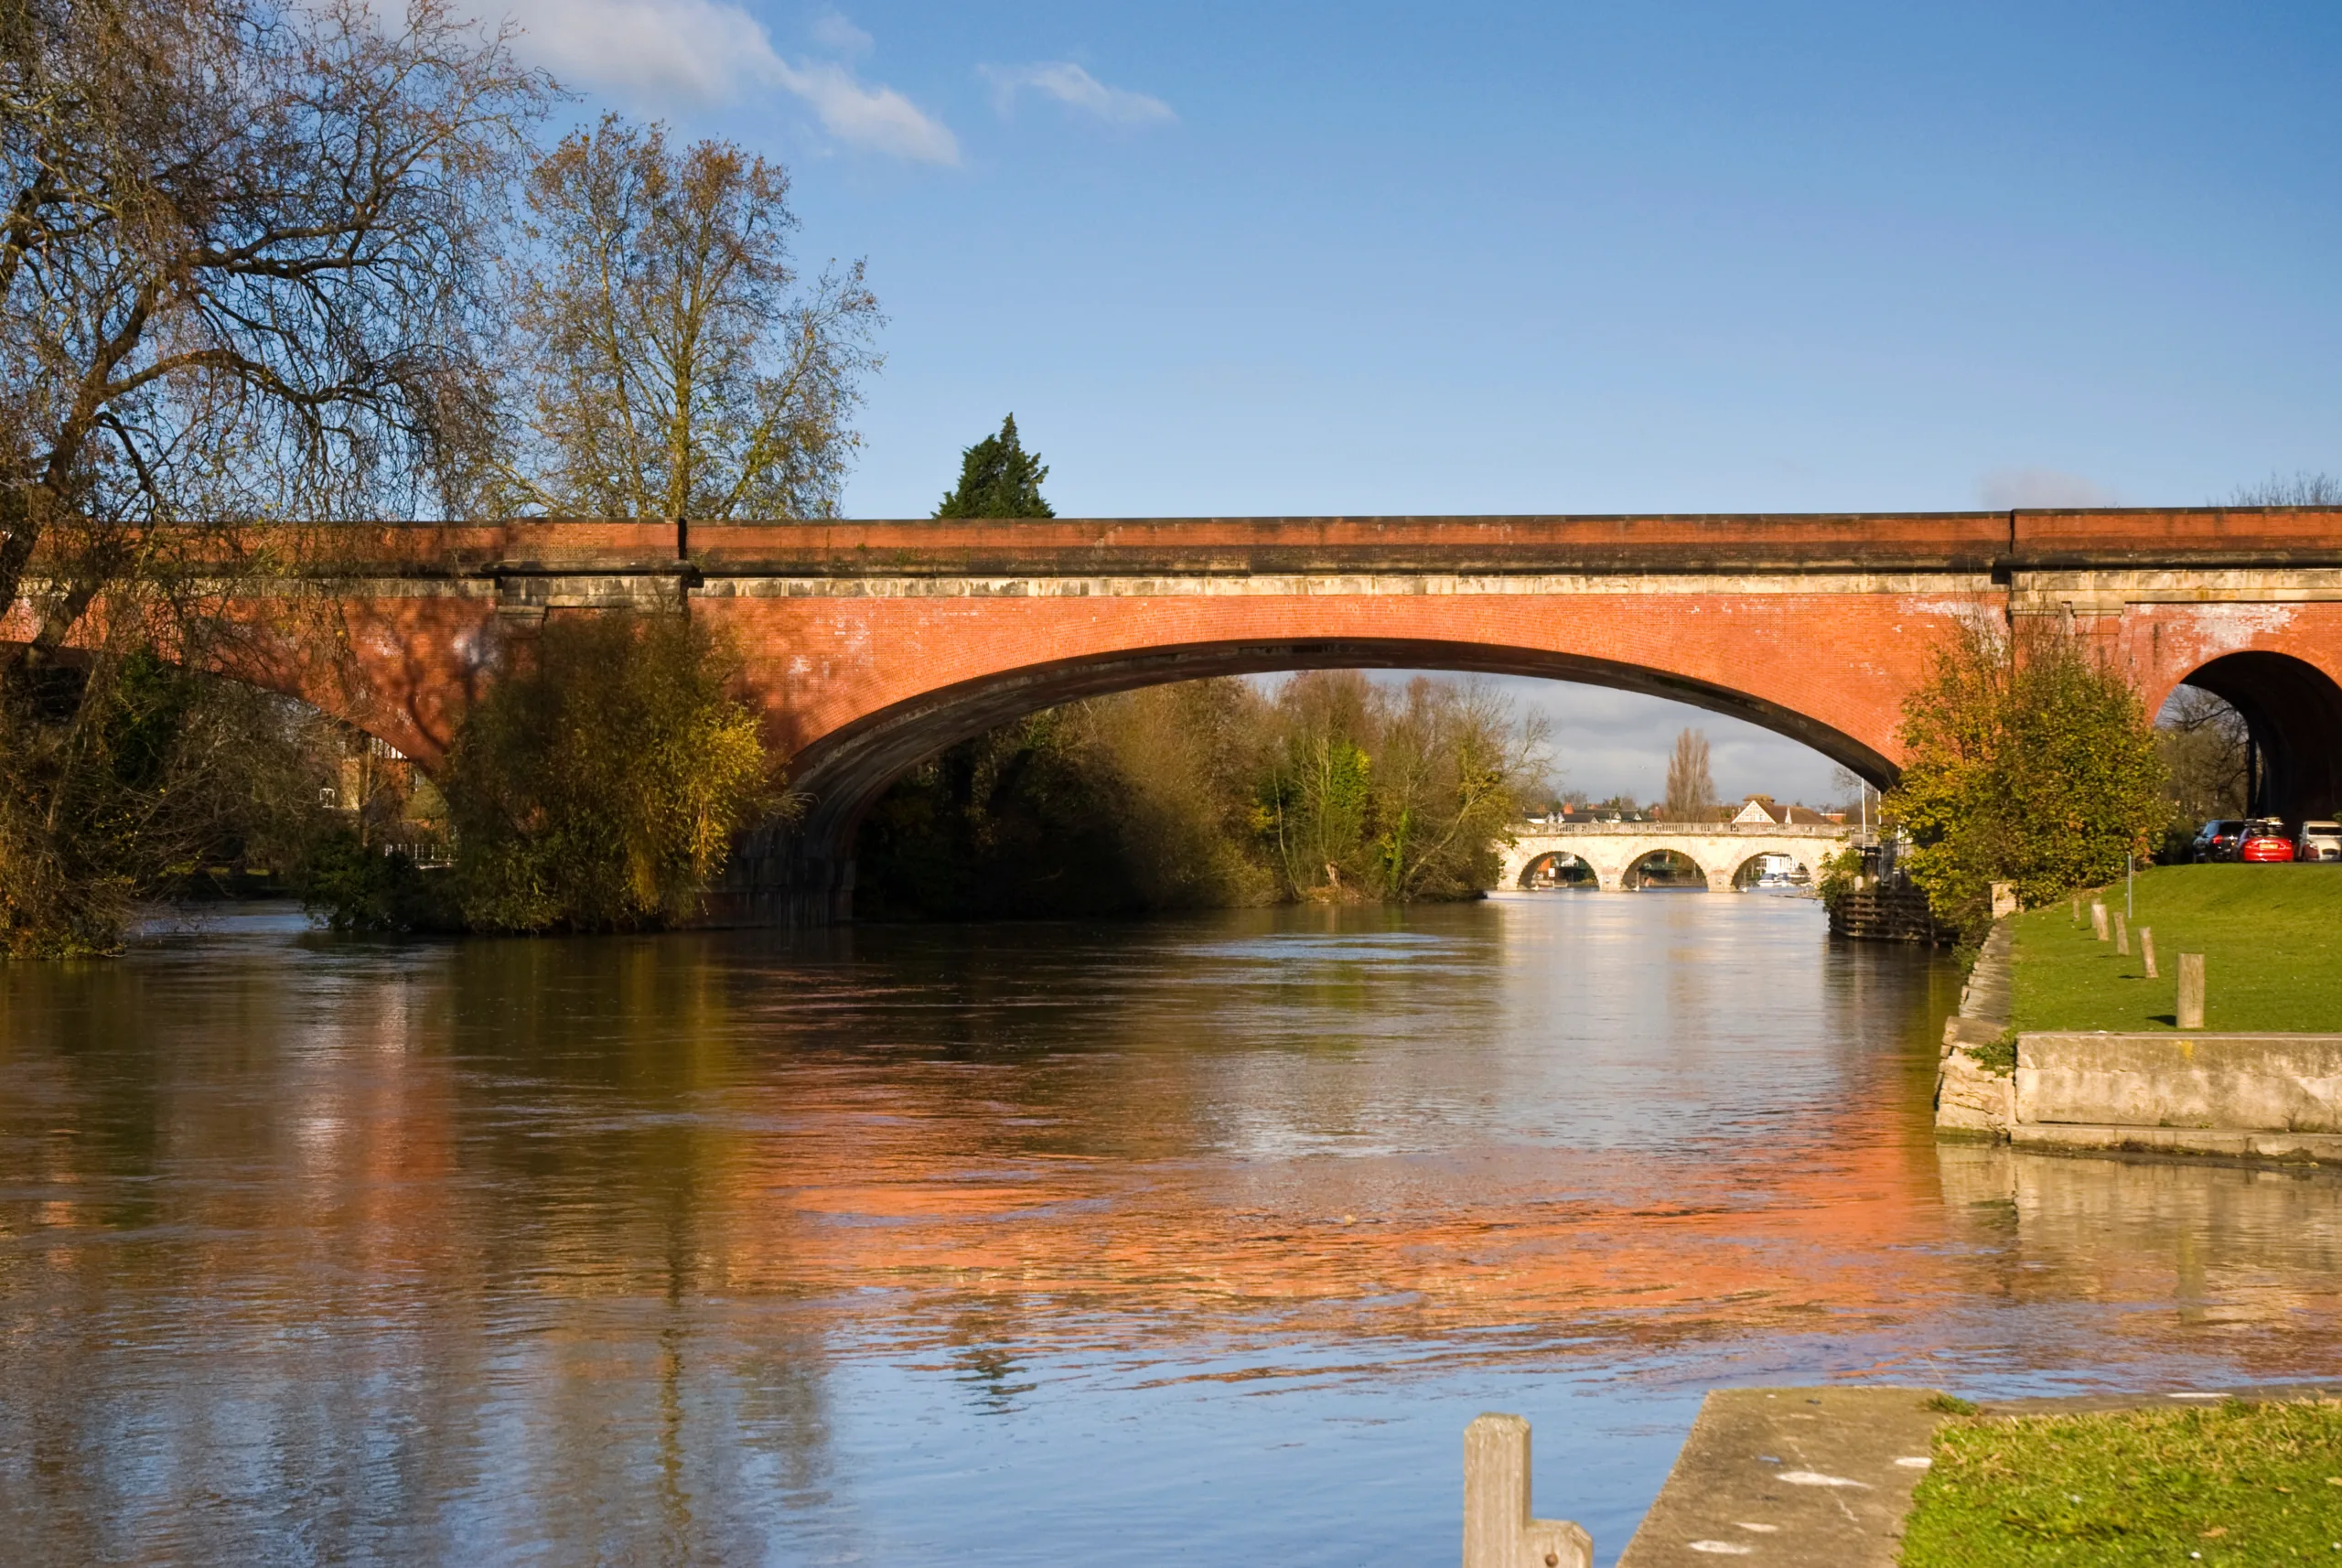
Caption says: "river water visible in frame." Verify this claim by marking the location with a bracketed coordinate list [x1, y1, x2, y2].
[3, 892, 2339, 1566]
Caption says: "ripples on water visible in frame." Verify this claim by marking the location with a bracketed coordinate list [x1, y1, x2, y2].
[2, 892, 2338, 1565]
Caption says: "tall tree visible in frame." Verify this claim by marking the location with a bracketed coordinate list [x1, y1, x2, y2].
[0, 0, 543, 953]
[498, 114, 881, 521]
[1663, 727, 1714, 821]
[935, 414, 1053, 518]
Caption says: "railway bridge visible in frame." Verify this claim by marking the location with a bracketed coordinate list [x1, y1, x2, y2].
[11, 507, 2342, 923]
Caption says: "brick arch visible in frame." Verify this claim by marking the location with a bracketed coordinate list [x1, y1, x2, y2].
[762, 631, 1915, 889]
[2160, 650, 2342, 820]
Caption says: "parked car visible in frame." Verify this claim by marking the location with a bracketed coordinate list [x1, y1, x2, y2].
[2297, 821, 2342, 863]
[2238, 819, 2296, 862]
[2192, 819, 2244, 862]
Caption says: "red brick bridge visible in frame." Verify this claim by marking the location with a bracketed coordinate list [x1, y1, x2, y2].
[19, 508, 2342, 922]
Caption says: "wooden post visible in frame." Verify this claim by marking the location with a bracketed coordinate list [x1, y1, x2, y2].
[2176, 952, 2206, 1029]
[1463, 1414, 1594, 1568]
[2090, 902, 2109, 941]
[2113, 912, 2128, 955]
[2071, 894, 2080, 921]
[2140, 928, 2157, 979]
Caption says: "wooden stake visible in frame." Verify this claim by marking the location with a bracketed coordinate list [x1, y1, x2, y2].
[2176, 952, 2206, 1029]
[2140, 928, 2157, 979]
[1464, 1414, 1594, 1568]
[2090, 902, 2109, 941]
[2113, 912, 2128, 955]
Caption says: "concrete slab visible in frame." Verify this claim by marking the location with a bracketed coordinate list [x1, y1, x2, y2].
[1615, 1387, 1947, 1567]
[2008, 1121, 2342, 1165]
[2018, 1031, 2342, 1133]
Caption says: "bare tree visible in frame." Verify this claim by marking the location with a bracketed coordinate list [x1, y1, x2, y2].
[1663, 726, 1714, 821]
[0, 0, 544, 951]
[495, 114, 882, 521]
[2157, 684, 2251, 825]
[2229, 471, 2342, 506]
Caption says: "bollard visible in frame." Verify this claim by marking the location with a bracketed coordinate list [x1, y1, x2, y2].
[2090, 902, 2109, 941]
[2176, 953, 2206, 1029]
[2141, 928, 2157, 980]
[2113, 912, 2128, 955]
[1463, 1413, 1594, 1568]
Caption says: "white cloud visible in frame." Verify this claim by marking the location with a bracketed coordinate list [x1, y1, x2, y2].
[1977, 467, 2120, 509]
[769, 57, 960, 163]
[981, 61, 1175, 125]
[809, 9, 873, 56]
[504, 0, 775, 105]
[500, 0, 957, 163]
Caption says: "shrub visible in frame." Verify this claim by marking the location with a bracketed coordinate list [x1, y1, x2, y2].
[300, 834, 455, 934]
[440, 612, 776, 932]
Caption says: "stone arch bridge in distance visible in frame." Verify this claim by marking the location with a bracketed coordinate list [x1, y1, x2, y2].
[1499, 822, 1851, 894]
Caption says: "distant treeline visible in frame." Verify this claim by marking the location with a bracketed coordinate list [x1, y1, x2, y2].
[854, 671, 1550, 920]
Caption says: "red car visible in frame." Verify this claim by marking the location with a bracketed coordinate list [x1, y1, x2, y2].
[2239, 819, 2295, 862]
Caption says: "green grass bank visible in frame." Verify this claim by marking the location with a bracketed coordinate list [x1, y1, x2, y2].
[1898, 1399, 2342, 1566]
[2008, 865, 2342, 1033]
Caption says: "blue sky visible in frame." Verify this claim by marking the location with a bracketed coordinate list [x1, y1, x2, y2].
[501, 1, 2342, 800]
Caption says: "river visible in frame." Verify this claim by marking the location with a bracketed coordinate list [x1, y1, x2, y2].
[3, 891, 2339, 1565]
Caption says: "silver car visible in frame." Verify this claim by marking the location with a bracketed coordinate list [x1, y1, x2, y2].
[2297, 821, 2342, 863]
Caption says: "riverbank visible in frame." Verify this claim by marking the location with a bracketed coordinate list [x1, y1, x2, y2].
[1935, 866, 2342, 1158]
[1606, 1384, 2342, 1566]
[2010, 865, 2342, 1032]
[1900, 1391, 2342, 1565]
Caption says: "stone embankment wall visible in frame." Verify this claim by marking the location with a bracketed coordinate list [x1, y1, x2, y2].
[1934, 922, 2014, 1133]
[1933, 922, 2342, 1165]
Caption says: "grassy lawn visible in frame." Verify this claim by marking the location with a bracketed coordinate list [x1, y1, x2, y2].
[2009, 865, 2342, 1033]
[1899, 1400, 2342, 1566]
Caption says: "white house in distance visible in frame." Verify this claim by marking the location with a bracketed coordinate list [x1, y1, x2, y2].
[1731, 795, 1841, 827]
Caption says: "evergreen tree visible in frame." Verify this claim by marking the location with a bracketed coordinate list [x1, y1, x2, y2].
[935, 415, 1054, 518]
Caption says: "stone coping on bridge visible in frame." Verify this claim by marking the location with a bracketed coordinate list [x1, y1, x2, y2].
[81, 506, 2341, 582]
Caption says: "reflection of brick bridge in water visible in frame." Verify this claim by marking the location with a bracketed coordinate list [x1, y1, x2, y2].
[23, 507, 2342, 922]
[1499, 822, 1852, 894]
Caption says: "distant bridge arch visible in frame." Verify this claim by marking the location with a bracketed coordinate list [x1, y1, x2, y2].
[1500, 823, 1850, 894]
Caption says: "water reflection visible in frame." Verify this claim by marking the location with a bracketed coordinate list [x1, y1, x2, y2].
[1, 894, 2337, 1565]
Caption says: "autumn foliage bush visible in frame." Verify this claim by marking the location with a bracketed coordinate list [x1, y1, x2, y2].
[1886, 616, 2168, 937]
[438, 612, 776, 932]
